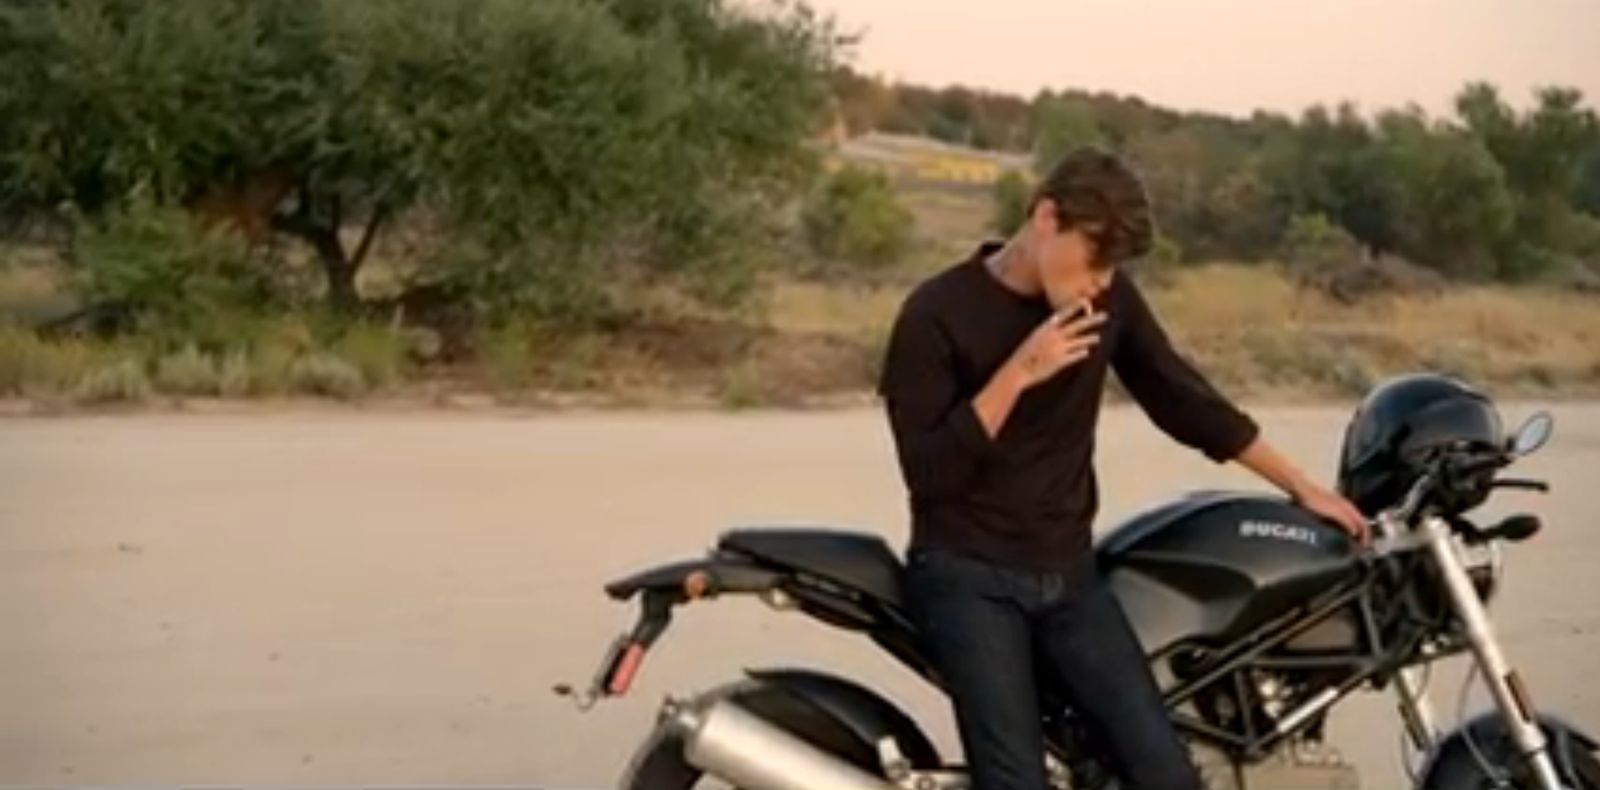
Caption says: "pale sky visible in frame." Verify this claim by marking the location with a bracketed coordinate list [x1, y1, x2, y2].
[804, 0, 1600, 118]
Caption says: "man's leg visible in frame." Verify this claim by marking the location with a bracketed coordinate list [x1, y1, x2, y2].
[1035, 580, 1201, 790]
[906, 549, 1049, 790]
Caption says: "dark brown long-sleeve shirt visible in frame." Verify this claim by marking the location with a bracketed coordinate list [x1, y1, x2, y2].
[878, 243, 1259, 574]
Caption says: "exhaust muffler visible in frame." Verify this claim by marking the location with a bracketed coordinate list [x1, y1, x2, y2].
[664, 695, 899, 790]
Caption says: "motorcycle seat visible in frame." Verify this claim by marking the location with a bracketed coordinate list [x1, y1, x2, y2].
[718, 527, 904, 610]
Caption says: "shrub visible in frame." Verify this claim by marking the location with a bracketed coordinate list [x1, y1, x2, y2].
[479, 323, 536, 393]
[548, 333, 608, 391]
[1129, 234, 1184, 287]
[991, 170, 1032, 236]
[289, 354, 366, 400]
[801, 166, 914, 269]
[333, 323, 408, 391]
[154, 345, 220, 396]
[717, 360, 766, 410]
[70, 199, 269, 344]
[218, 351, 255, 398]
[0, 328, 107, 397]
[1283, 213, 1361, 267]
[75, 359, 152, 404]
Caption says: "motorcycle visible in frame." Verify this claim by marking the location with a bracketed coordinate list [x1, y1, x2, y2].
[559, 405, 1599, 789]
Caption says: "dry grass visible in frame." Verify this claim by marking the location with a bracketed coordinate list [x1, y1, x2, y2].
[766, 280, 906, 338]
[761, 262, 1600, 403]
[1148, 265, 1600, 399]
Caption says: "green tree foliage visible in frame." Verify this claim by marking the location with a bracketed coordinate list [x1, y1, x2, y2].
[1031, 96, 1106, 173]
[0, 0, 837, 319]
[71, 198, 272, 345]
[1374, 111, 1514, 278]
[1454, 83, 1600, 276]
[991, 170, 1032, 236]
[801, 166, 913, 269]
[830, 67, 1599, 281]
[1575, 149, 1600, 218]
[1283, 213, 1361, 266]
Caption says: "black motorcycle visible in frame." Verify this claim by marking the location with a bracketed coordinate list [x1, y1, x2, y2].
[562, 377, 1599, 789]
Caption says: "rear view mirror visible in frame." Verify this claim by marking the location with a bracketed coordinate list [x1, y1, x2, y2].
[1508, 412, 1554, 457]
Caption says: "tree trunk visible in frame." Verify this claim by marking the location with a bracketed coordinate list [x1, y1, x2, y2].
[320, 245, 359, 310]
[271, 191, 389, 313]
[292, 220, 358, 311]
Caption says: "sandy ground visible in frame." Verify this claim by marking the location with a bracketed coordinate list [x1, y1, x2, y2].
[2, 403, 1597, 787]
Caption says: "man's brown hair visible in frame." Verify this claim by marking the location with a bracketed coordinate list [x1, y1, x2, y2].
[1032, 148, 1154, 266]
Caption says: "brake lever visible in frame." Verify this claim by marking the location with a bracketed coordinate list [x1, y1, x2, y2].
[1492, 478, 1550, 493]
[1452, 452, 1511, 477]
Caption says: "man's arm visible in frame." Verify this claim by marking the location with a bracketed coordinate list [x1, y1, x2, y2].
[1110, 276, 1261, 462]
[880, 303, 1103, 499]
[1110, 277, 1367, 539]
[1235, 438, 1368, 539]
[879, 307, 1001, 500]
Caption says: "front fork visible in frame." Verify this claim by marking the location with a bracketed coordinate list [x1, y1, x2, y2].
[1401, 515, 1568, 790]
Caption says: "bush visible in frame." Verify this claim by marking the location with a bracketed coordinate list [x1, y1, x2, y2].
[218, 351, 255, 398]
[544, 333, 606, 391]
[1129, 234, 1184, 287]
[717, 361, 766, 410]
[0, 327, 108, 397]
[479, 323, 536, 393]
[333, 323, 408, 391]
[75, 359, 152, 404]
[991, 170, 1032, 236]
[1283, 213, 1361, 267]
[289, 354, 367, 400]
[70, 199, 269, 344]
[801, 166, 914, 269]
[154, 345, 220, 396]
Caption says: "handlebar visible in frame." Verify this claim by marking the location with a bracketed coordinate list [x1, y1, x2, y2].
[1367, 453, 1548, 553]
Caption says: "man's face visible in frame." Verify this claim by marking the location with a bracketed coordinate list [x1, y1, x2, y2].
[1029, 201, 1113, 309]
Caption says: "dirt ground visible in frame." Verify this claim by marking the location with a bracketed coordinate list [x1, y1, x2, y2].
[3, 404, 1597, 787]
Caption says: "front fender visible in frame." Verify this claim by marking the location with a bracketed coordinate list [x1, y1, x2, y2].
[1418, 712, 1599, 789]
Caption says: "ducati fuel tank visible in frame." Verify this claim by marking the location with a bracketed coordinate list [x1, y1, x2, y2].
[1097, 491, 1361, 655]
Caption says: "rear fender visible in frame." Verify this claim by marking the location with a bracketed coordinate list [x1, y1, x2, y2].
[1418, 712, 1600, 789]
[740, 668, 942, 770]
[617, 672, 942, 789]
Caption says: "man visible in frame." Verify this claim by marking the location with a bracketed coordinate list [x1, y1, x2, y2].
[878, 148, 1367, 790]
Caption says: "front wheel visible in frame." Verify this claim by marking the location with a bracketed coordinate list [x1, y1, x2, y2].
[1418, 715, 1600, 789]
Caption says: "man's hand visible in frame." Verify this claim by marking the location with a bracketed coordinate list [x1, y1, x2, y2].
[1292, 482, 1369, 544]
[1006, 305, 1107, 388]
[971, 305, 1107, 439]
[1234, 438, 1370, 544]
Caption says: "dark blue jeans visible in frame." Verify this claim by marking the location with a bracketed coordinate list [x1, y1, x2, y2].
[905, 547, 1200, 790]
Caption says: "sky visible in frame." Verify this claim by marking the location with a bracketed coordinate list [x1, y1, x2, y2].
[801, 0, 1600, 119]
